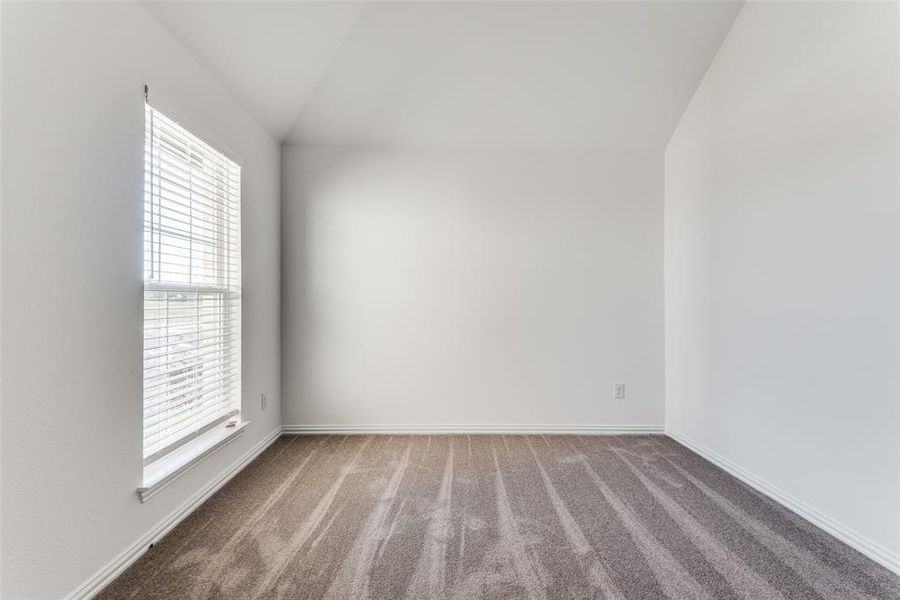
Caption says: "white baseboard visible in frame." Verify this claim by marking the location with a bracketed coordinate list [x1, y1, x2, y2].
[282, 424, 664, 435]
[666, 428, 900, 576]
[65, 427, 282, 600]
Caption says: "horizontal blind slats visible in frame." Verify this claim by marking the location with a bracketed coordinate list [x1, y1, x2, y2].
[144, 352, 241, 390]
[143, 103, 242, 464]
[143, 329, 240, 353]
[147, 150, 240, 190]
[143, 352, 241, 391]
[144, 387, 240, 430]
[145, 202, 239, 228]
[144, 369, 241, 410]
[144, 410, 239, 464]
[144, 385, 239, 424]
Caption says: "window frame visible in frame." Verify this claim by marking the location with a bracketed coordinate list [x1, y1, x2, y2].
[140, 101, 243, 495]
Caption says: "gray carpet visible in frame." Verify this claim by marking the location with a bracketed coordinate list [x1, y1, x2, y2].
[99, 435, 900, 599]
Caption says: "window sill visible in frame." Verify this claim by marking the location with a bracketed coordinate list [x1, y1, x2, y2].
[138, 421, 248, 503]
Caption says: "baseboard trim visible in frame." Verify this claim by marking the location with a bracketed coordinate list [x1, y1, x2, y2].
[666, 428, 900, 576]
[65, 427, 282, 600]
[282, 424, 664, 435]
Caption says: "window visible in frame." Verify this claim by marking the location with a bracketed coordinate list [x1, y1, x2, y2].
[143, 103, 242, 471]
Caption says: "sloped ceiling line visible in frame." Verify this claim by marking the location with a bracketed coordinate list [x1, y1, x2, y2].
[141, 1, 743, 151]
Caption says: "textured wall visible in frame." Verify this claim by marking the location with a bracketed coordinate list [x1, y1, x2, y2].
[282, 146, 664, 429]
[1, 3, 282, 597]
[665, 0, 900, 562]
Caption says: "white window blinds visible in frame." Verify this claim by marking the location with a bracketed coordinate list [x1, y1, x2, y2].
[143, 103, 241, 465]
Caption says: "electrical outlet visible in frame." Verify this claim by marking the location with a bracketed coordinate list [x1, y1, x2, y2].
[614, 383, 625, 399]
[260, 392, 268, 411]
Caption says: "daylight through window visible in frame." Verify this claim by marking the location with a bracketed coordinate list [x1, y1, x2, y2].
[143, 103, 241, 466]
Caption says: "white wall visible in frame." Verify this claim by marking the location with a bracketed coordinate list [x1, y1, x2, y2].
[282, 146, 664, 429]
[1, 3, 281, 598]
[666, 0, 900, 565]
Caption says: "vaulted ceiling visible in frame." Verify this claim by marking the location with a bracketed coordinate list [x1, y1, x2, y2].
[141, 1, 742, 150]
